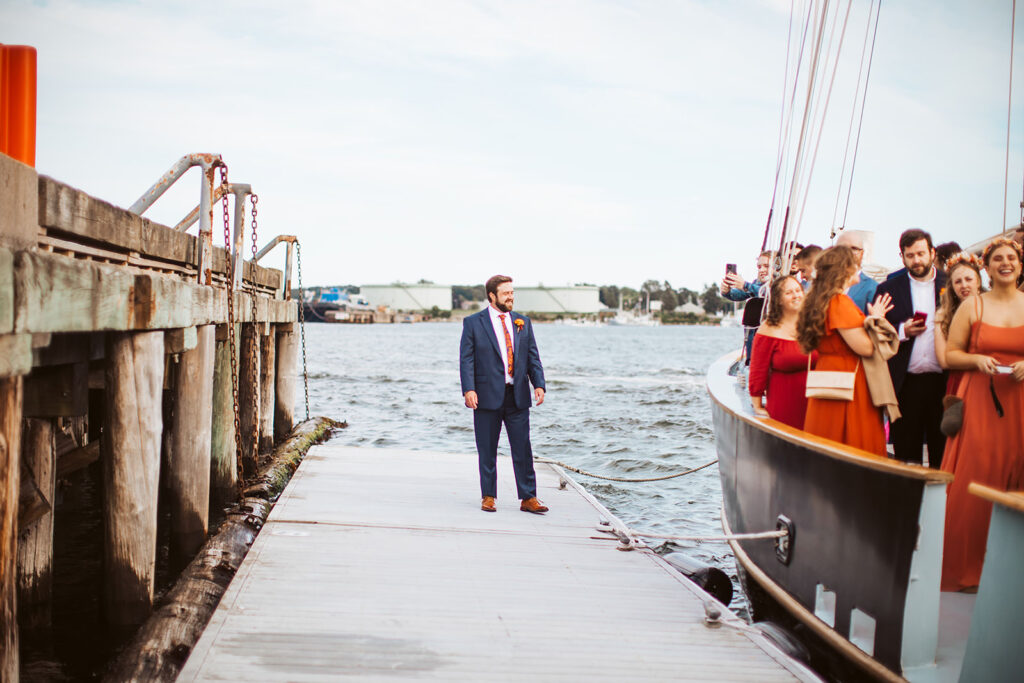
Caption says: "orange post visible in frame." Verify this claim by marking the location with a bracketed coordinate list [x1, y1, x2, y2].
[0, 45, 37, 167]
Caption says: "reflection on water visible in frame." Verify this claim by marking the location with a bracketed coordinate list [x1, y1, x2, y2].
[305, 321, 747, 615]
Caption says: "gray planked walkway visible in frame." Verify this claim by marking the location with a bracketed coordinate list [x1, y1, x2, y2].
[179, 446, 817, 681]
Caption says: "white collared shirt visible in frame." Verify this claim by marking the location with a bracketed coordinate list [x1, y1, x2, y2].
[488, 304, 514, 384]
[900, 268, 943, 374]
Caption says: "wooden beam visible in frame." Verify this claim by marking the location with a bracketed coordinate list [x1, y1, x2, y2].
[274, 323, 298, 443]
[103, 331, 164, 636]
[56, 439, 100, 477]
[0, 333, 32, 378]
[0, 249, 13, 334]
[23, 361, 88, 417]
[210, 324, 237, 513]
[166, 325, 214, 571]
[1, 153, 38, 250]
[17, 418, 56, 632]
[32, 331, 104, 368]
[0, 376, 24, 681]
[258, 329, 275, 455]
[164, 326, 198, 355]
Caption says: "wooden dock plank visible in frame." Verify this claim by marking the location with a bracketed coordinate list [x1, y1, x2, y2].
[179, 447, 815, 681]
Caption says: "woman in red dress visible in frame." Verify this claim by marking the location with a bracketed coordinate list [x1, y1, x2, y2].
[940, 238, 1024, 591]
[797, 246, 893, 455]
[749, 275, 815, 429]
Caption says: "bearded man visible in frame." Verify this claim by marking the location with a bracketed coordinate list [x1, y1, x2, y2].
[459, 275, 548, 513]
[874, 229, 948, 466]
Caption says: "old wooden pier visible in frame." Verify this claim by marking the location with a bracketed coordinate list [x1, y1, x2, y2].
[0, 150, 303, 679]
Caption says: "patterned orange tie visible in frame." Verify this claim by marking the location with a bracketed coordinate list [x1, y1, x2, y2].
[499, 314, 514, 376]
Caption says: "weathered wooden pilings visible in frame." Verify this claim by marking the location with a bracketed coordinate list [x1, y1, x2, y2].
[238, 325, 260, 478]
[1, 378, 24, 681]
[102, 331, 164, 636]
[274, 323, 298, 441]
[166, 325, 215, 569]
[258, 327, 275, 455]
[16, 418, 55, 632]
[209, 323, 237, 511]
[1, 150, 302, 680]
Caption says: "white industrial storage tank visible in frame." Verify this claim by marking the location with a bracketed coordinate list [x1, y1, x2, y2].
[513, 285, 602, 313]
[359, 284, 452, 311]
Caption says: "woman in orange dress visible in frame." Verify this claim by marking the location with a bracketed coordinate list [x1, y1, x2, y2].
[797, 246, 893, 455]
[940, 238, 1024, 591]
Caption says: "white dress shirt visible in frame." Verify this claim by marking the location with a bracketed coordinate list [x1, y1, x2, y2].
[899, 268, 943, 374]
[488, 304, 514, 384]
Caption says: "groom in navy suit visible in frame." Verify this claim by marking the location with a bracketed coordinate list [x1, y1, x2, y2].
[460, 275, 548, 513]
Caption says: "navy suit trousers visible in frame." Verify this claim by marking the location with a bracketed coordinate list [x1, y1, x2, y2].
[474, 385, 537, 499]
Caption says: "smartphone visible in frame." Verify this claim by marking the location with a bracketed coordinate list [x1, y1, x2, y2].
[912, 311, 927, 323]
[995, 364, 1014, 374]
[726, 263, 737, 275]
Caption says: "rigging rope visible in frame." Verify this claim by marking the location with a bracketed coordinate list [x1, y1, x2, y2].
[1004, 0, 1017, 231]
[837, 0, 882, 233]
[534, 457, 718, 483]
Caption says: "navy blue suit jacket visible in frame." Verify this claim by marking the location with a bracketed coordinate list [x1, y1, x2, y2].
[874, 268, 946, 394]
[460, 308, 545, 411]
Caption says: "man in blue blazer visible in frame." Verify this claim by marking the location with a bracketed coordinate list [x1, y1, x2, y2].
[460, 275, 548, 514]
[873, 229, 947, 467]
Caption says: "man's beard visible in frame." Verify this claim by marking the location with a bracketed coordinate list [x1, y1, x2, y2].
[493, 299, 512, 313]
[908, 261, 932, 278]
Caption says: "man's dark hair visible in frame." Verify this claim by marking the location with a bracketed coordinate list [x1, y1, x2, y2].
[485, 275, 513, 301]
[899, 228, 934, 252]
[795, 244, 822, 261]
[935, 241, 962, 266]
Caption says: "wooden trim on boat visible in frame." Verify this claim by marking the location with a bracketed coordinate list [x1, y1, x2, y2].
[723, 509, 905, 683]
[968, 483, 1024, 514]
[707, 352, 953, 483]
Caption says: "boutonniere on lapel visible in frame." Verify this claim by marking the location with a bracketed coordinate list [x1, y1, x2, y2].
[514, 319, 524, 333]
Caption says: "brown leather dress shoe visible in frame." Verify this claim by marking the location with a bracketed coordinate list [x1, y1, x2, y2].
[520, 497, 548, 514]
[481, 496, 496, 512]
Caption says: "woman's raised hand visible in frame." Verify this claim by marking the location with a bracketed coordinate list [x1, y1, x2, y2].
[867, 292, 894, 318]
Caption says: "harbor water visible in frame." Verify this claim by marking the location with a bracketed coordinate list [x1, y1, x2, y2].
[304, 320, 748, 614]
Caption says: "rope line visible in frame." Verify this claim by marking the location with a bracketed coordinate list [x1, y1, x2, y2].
[1004, 0, 1017, 230]
[627, 529, 787, 542]
[534, 457, 718, 483]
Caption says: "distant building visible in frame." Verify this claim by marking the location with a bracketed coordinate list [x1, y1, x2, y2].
[679, 302, 705, 316]
[513, 285, 602, 314]
[360, 283, 453, 311]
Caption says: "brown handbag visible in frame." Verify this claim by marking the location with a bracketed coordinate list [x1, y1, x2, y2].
[805, 357, 859, 401]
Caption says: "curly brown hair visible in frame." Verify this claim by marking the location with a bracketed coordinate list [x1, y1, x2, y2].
[983, 238, 1024, 287]
[764, 275, 801, 326]
[938, 257, 984, 337]
[796, 246, 859, 354]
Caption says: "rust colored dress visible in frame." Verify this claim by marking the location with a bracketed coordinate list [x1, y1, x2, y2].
[748, 334, 815, 429]
[802, 294, 886, 455]
[940, 317, 1024, 591]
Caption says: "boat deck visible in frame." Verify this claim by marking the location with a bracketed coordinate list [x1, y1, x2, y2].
[178, 445, 816, 681]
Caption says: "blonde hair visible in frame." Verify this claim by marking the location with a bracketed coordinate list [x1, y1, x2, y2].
[938, 254, 984, 337]
[796, 246, 858, 353]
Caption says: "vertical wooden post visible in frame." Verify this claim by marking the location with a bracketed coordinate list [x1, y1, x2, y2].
[274, 323, 298, 442]
[102, 331, 163, 636]
[210, 323, 237, 511]
[258, 327, 275, 454]
[166, 325, 214, 570]
[17, 417, 56, 632]
[238, 324, 260, 478]
[0, 376, 24, 681]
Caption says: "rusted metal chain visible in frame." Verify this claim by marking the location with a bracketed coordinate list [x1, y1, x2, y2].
[534, 457, 718, 483]
[248, 195, 260, 474]
[295, 242, 310, 420]
[221, 165, 245, 500]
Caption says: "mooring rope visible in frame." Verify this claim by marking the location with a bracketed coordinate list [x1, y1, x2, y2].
[626, 529, 787, 542]
[534, 457, 718, 483]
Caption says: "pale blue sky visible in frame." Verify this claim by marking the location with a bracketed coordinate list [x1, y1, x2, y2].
[2, 0, 1021, 290]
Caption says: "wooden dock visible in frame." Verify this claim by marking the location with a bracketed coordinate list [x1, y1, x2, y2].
[179, 446, 818, 681]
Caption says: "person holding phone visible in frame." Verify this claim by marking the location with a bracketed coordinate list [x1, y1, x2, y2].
[873, 229, 948, 466]
[721, 251, 773, 364]
[939, 238, 1024, 592]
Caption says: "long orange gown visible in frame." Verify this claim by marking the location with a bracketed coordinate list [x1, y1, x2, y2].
[940, 320, 1024, 591]
[802, 294, 886, 455]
